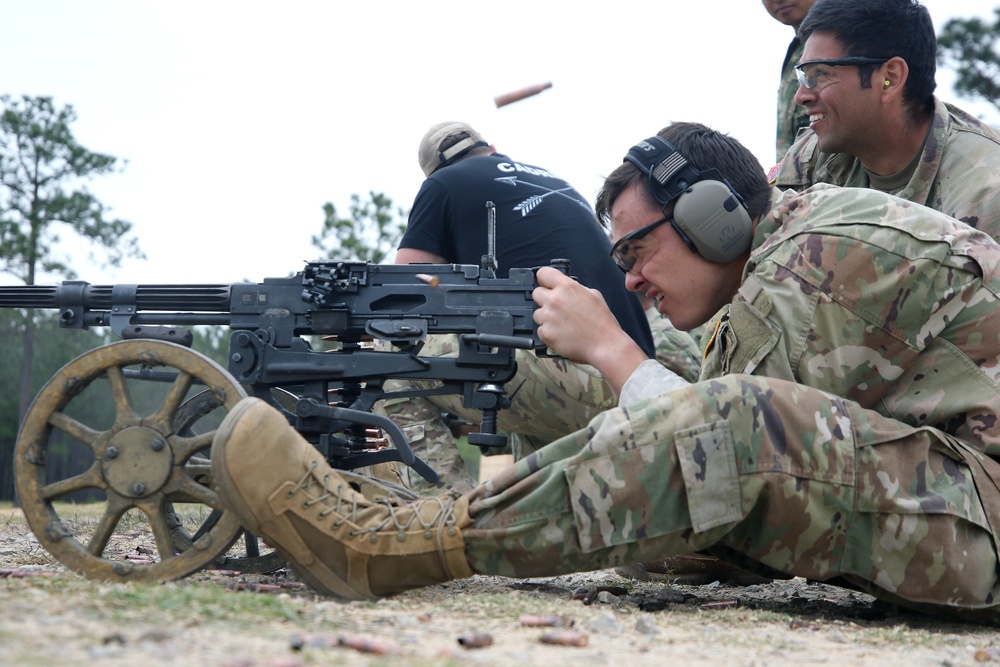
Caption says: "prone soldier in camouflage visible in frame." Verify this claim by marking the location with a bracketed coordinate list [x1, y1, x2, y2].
[771, 0, 1000, 238]
[210, 120, 1000, 624]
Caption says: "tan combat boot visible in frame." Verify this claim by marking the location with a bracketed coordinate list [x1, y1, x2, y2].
[211, 397, 474, 601]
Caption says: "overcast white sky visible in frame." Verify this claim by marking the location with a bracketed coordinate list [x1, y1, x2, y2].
[2, 0, 997, 286]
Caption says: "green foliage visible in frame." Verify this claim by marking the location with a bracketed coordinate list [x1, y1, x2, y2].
[0, 95, 144, 500]
[188, 325, 229, 368]
[0, 310, 109, 501]
[311, 191, 407, 264]
[937, 8, 1000, 113]
[0, 95, 144, 283]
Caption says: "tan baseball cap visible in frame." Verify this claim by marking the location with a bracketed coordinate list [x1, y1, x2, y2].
[418, 121, 488, 177]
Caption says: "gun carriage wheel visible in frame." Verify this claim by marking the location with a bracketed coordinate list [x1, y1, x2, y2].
[14, 339, 279, 582]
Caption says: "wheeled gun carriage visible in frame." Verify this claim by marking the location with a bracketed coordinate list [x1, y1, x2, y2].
[0, 255, 567, 583]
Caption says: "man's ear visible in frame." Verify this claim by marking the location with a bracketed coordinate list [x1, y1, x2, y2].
[882, 57, 909, 95]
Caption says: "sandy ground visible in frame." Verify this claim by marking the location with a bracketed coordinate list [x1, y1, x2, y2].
[2, 503, 1000, 667]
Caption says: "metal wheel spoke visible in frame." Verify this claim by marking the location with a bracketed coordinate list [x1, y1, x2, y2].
[48, 411, 103, 452]
[105, 365, 140, 427]
[149, 370, 195, 431]
[39, 463, 105, 500]
[85, 495, 132, 556]
[164, 475, 220, 509]
[172, 430, 215, 464]
[141, 502, 178, 561]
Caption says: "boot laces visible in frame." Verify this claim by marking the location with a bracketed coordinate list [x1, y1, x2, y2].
[290, 460, 459, 541]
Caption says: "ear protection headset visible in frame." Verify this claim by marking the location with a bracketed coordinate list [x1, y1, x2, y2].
[624, 136, 753, 263]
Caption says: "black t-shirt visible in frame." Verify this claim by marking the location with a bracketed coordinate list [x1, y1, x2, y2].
[401, 153, 655, 357]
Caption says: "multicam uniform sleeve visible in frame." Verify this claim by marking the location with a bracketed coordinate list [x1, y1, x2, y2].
[915, 102, 1000, 241]
[618, 359, 690, 406]
[731, 186, 1000, 454]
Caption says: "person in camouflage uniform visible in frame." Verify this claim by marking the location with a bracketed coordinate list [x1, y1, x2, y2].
[211, 121, 1000, 624]
[377, 121, 700, 492]
[761, 0, 816, 161]
[771, 0, 1000, 238]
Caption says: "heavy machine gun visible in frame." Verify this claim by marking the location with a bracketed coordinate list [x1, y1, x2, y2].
[1, 251, 568, 584]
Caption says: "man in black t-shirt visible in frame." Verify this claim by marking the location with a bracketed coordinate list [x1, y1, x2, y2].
[403, 122, 655, 353]
[377, 121, 700, 491]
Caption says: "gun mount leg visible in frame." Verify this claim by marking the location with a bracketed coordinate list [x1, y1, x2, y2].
[12, 339, 278, 582]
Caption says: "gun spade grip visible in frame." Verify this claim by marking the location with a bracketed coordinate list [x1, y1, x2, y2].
[549, 258, 571, 276]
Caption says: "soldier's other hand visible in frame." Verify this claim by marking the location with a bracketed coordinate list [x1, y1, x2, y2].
[533, 267, 652, 395]
[532, 267, 622, 364]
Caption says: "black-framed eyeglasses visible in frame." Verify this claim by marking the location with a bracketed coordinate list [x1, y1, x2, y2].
[610, 215, 673, 273]
[795, 56, 890, 90]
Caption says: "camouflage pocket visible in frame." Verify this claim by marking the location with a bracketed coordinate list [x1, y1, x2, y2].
[843, 427, 1000, 605]
[400, 422, 427, 444]
[724, 287, 783, 375]
[563, 416, 743, 553]
[854, 430, 992, 531]
[564, 443, 684, 553]
[675, 421, 745, 533]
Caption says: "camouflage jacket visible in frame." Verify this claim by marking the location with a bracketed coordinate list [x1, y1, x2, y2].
[625, 184, 1000, 459]
[771, 97, 1000, 240]
[775, 36, 809, 162]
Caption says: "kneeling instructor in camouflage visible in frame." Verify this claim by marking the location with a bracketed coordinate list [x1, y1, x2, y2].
[211, 122, 1000, 624]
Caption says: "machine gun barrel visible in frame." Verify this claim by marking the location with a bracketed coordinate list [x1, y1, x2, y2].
[0, 281, 234, 331]
[0, 282, 232, 311]
[0, 261, 553, 345]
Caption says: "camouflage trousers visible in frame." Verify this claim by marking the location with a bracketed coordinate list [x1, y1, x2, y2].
[375, 338, 618, 492]
[375, 320, 701, 492]
[461, 374, 1000, 624]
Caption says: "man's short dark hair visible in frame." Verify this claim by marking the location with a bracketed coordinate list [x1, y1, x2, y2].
[799, 0, 936, 119]
[595, 122, 771, 228]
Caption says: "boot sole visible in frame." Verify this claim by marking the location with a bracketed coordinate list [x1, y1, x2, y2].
[211, 398, 364, 601]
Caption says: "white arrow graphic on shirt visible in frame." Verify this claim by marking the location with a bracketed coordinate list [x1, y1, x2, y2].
[494, 176, 592, 216]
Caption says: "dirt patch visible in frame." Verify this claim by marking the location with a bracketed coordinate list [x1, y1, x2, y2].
[1, 506, 999, 667]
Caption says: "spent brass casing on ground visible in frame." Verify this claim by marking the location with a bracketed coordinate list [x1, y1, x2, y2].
[457, 632, 494, 648]
[539, 630, 589, 646]
[519, 614, 574, 628]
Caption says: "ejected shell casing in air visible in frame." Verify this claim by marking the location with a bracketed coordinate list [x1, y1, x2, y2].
[494, 82, 553, 108]
[415, 273, 440, 288]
